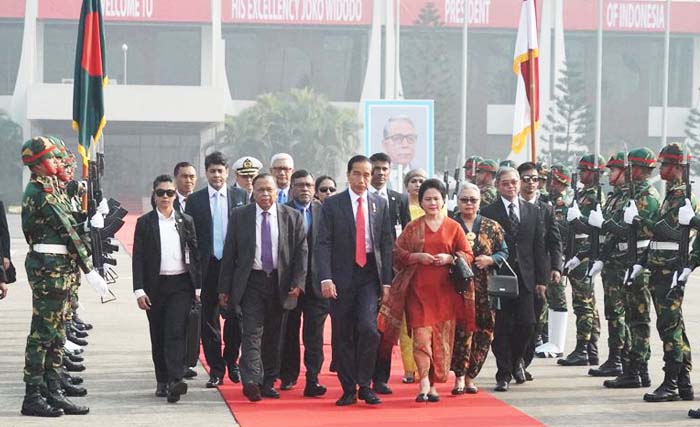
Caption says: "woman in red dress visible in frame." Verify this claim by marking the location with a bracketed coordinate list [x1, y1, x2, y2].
[379, 179, 474, 402]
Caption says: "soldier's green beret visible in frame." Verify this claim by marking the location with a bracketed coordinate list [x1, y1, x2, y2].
[577, 154, 606, 171]
[22, 136, 56, 167]
[463, 155, 483, 169]
[499, 160, 517, 169]
[476, 159, 498, 173]
[606, 151, 626, 169]
[551, 165, 572, 185]
[658, 143, 686, 165]
[628, 147, 657, 168]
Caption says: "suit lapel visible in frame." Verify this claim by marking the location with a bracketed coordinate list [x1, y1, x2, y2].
[277, 204, 288, 267]
[519, 200, 528, 229]
[174, 210, 186, 255]
[340, 191, 355, 235]
[367, 192, 379, 246]
[149, 211, 161, 261]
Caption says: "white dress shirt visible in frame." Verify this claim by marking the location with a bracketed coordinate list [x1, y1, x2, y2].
[208, 184, 229, 234]
[520, 191, 539, 205]
[501, 196, 520, 221]
[350, 189, 373, 253]
[253, 203, 280, 270]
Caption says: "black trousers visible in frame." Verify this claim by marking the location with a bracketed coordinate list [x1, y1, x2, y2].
[492, 273, 536, 382]
[240, 270, 284, 387]
[279, 289, 330, 384]
[523, 291, 547, 368]
[330, 256, 381, 394]
[147, 273, 193, 384]
[201, 258, 242, 378]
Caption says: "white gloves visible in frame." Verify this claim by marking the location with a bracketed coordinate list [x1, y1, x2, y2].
[588, 204, 604, 229]
[587, 260, 604, 279]
[85, 269, 109, 297]
[567, 201, 582, 223]
[446, 196, 457, 213]
[97, 198, 110, 215]
[678, 198, 694, 226]
[90, 212, 104, 229]
[671, 268, 692, 289]
[623, 201, 639, 225]
[564, 256, 581, 272]
[623, 264, 643, 284]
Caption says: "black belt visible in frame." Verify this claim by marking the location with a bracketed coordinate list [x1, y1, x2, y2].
[251, 269, 278, 279]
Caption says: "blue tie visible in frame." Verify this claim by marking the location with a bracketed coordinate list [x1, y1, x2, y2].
[212, 193, 224, 259]
[278, 190, 287, 204]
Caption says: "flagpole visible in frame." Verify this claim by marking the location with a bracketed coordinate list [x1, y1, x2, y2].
[394, 0, 400, 99]
[594, 0, 602, 166]
[661, 0, 671, 148]
[528, 48, 537, 163]
[459, 0, 468, 168]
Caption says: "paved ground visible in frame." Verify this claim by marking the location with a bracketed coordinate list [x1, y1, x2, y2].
[2, 212, 700, 426]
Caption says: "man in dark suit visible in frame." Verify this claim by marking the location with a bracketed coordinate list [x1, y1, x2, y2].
[0, 200, 10, 299]
[316, 155, 394, 406]
[517, 162, 563, 378]
[184, 151, 249, 388]
[480, 167, 547, 392]
[173, 162, 197, 214]
[278, 170, 329, 397]
[217, 173, 307, 402]
[368, 152, 410, 394]
[133, 174, 202, 403]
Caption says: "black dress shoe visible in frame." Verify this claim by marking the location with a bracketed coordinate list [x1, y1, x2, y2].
[167, 380, 188, 403]
[303, 382, 327, 397]
[525, 370, 533, 381]
[155, 382, 168, 397]
[427, 393, 440, 402]
[336, 392, 357, 406]
[227, 363, 240, 383]
[372, 382, 393, 395]
[689, 408, 700, 419]
[243, 383, 262, 402]
[206, 376, 223, 388]
[358, 387, 381, 404]
[280, 380, 296, 391]
[451, 386, 465, 395]
[261, 386, 280, 399]
[513, 367, 526, 384]
[183, 367, 197, 379]
[495, 380, 509, 392]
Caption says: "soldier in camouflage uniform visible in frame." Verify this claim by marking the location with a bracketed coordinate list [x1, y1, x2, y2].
[685, 210, 700, 417]
[19, 137, 104, 417]
[596, 147, 659, 389]
[535, 165, 572, 358]
[463, 155, 483, 184]
[476, 159, 498, 207]
[641, 143, 696, 402]
[559, 154, 604, 366]
[588, 152, 630, 378]
[536, 162, 550, 203]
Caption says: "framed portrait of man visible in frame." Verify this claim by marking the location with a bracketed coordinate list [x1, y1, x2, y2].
[364, 100, 434, 180]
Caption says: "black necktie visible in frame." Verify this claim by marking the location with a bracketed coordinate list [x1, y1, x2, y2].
[508, 202, 520, 238]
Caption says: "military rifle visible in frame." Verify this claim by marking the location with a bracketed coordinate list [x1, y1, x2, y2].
[672, 153, 693, 296]
[586, 168, 603, 279]
[623, 150, 638, 286]
[563, 172, 579, 277]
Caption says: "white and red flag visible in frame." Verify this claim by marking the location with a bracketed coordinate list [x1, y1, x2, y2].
[511, 0, 540, 160]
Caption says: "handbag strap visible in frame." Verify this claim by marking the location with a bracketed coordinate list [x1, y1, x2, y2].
[500, 258, 517, 277]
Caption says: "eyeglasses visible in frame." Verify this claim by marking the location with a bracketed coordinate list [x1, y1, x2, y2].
[386, 133, 417, 144]
[459, 197, 480, 204]
[318, 186, 336, 193]
[521, 175, 539, 183]
[155, 189, 176, 198]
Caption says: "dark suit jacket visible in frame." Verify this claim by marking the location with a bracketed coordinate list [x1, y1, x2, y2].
[286, 199, 323, 298]
[185, 185, 249, 284]
[481, 197, 547, 291]
[132, 209, 202, 297]
[316, 190, 393, 292]
[217, 203, 308, 309]
[386, 189, 411, 240]
[0, 201, 9, 260]
[535, 198, 563, 275]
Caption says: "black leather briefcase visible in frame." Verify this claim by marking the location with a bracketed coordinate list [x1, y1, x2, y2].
[487, 260, 519, 299]
[184, 301, 202, 367]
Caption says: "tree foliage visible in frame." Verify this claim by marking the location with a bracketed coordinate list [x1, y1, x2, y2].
[211, 88, 361, 179]
[685, 87, 700, 176]
[0, 110, 23, 203]
[540, 62, 593, 167]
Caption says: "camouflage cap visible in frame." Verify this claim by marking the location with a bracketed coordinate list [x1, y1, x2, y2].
[658, 143, 687, 165]
[606, 151, 626, 169]
[499, 160, 517, 169]
[628, 147, 657, 168]
[550, 165, 572, 185]
[577, 154, 606, 171]
[48, 136, 68, 159]
[476, 159, 498, 173]
[463, 155, 483, 169]
[22, 136, 57, 167]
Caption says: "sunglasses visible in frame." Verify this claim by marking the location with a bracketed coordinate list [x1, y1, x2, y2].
[318, 186, 336, 193]
[521, 175, 539, 183]
[459, 197, 480, 204]
[155, 189, 176, 197]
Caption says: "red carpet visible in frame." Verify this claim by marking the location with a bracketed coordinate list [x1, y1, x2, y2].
[117, 213, 542, 427]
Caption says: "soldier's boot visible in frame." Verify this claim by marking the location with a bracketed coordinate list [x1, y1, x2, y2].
[59, 375, 87, 397]
[640, 361, 652, 388]
[604, 360, 642, 389]
[46, 380, 89, 415]
[63, 358, 85, 372]
[643, 362, 681, 402]
[587, 339, 599, 365]
[21, 384, 63, 417]
[588, 348, 623, 377]
[678, 364, 694, 401]
[66, 328, 88, 347]
[557, 340, 589, 366]
[689, 408, 700, 418]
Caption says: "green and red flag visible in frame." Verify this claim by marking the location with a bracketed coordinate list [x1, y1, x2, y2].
[72, 0, 107, 167]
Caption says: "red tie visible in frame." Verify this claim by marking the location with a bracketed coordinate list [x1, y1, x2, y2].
[355, 196, 367, 267]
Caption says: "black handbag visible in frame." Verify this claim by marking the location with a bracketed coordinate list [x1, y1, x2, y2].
[184, 301, 202, 367]
[4, 261, 16, 284]
[487, 259, 519, 299]
[449, 254, 474, 295]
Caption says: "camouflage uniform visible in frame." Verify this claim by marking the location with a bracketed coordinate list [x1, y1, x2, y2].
[463, 156, 483, 184]
[545, 165, 573, 314]
[642, 143, 696, 402]
[451, 215, 508, 380]
[476, 159, 498, 207]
